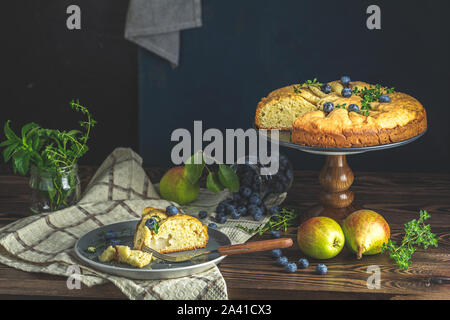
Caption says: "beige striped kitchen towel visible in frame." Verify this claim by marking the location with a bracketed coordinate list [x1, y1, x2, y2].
[0, 148, 284, 300]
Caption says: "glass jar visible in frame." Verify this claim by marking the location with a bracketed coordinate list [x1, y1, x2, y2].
[29, 164, 81, 213]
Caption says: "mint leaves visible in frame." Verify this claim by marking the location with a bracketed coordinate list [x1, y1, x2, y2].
[0, 100, 96, 211]
[184, 151, 240, 194]
[0, 100, 96, 175]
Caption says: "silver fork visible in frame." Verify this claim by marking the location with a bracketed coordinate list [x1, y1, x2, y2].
[142, 237, 293, 263]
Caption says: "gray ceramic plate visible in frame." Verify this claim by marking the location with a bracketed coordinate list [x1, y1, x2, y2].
[74, 220, 231, 280]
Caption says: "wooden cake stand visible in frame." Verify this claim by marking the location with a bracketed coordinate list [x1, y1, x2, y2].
[264, 130, 426, 223]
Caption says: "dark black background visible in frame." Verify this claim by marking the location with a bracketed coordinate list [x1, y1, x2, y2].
[2, 0, 450, 172]
[1, 0, 138, 167]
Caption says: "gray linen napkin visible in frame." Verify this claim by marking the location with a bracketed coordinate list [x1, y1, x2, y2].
[125, 0, 202, 66]
[0, 148, 286, 300]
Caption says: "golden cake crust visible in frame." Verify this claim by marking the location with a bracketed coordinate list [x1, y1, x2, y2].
[256, 80, 427, 148]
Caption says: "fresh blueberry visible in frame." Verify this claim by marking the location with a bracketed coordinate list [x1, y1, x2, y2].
[216, 205, 225, 214]
[379, 94, 391, 103]
[298, 258, 309, 269]
[241, 176, 251, 187]
[341, 87, 353, 98]
[252, 209, 263, 221]
[285, 168, 293, 180]
[277, 256, 289, 266]
[238, 199, 248, 207]
[110, 239, 121, 246]
[145, 218, 157, 229]
[225, 204, 237, 215]
[239, 186, 252, 198]
[348, 104, 359, 112]
[323, 102, 334, 113]
[229, 208, 241, 219]
[259, 204, 266, 215]
[104, 231, 117, 240]
[236, 206, 247, 216]
[208, 222, 218, 229]
[316, 264, 328, 275]
[285, 263, 297, 273]
[271, 249, 282, 258]
[247, 204, 259, 216]
[166, 205, 178, 215]
[279, 155, 289, 168]
[341, 76, 351, 85]
[249, 194, 261, 206]
[279, 175, 288, 186]
[232, 193, 241, 202]
[269, 206, 280, 216]
[198, 211, 207, 219]
[275, 183, 285, 193]
[252, 183, 261, 193]
[270, 230, 281, 238]
[216, 214, 227, 224]
[321, 83, 331, 94]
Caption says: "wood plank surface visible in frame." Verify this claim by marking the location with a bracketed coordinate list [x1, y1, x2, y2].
[0, 165, 449, 300]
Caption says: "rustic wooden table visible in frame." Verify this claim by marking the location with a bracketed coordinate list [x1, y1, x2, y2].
[0, 166, 449, 300]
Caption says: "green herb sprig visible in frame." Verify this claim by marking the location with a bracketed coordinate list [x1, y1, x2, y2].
[148, 215, 163, 234]
[0, 100, 96, 211]
[381, 210, 438, 270]
[236, 207, 298, 235]
[294, 78, 323, 94]
[352, 84, 395, 116]
[0, 99, 96, 174]
[336, 103, 347, 109]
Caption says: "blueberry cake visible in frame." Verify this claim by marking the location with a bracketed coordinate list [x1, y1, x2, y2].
[133, 206, 209, 254]
[255, 77, 427, 148]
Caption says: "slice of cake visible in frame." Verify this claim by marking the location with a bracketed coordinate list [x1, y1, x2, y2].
[133, 206, 209, 254]
[98, 245, 153, 268]
[255, 84, 319, 130]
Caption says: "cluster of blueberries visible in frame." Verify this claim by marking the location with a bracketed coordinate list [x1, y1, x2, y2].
[320, 76, 391, 114]
[144, 205, 179, 230]
[270, 246, 328, 275]
[206, 155, 293, 225]
[265, 154, 293, 195]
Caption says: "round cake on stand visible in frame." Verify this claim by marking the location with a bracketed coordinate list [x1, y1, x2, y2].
[255, 78, 427, 222]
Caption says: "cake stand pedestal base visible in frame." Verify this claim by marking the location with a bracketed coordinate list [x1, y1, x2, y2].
[259, 127, 427, 224]
[303, 155, 359, 224]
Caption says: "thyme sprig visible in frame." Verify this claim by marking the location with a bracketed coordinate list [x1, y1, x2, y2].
[381, 210, 438, 270]
[352, 84, 395, 116]
[294, 78, 323, 94]
[236, 208, 298, 235]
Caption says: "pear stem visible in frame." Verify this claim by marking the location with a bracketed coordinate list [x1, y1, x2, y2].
[357, 246, 363, 259]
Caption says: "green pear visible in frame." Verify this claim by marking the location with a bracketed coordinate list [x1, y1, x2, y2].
[159, 166, 200, 205]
